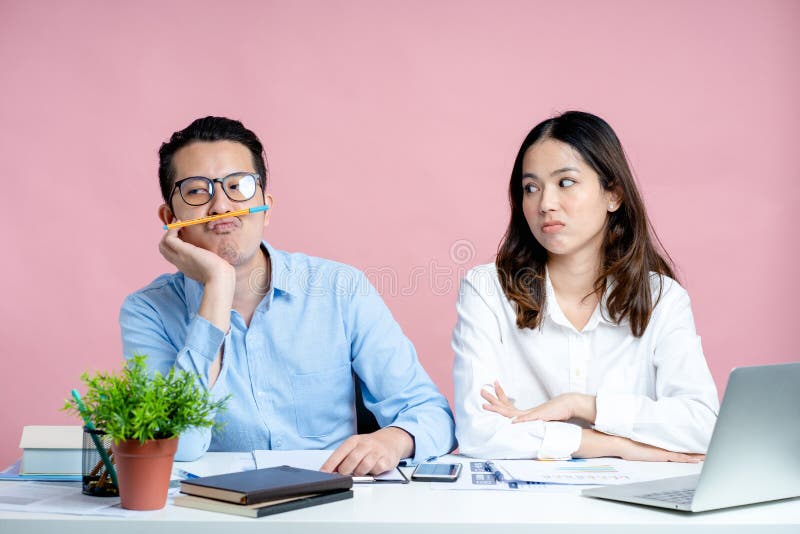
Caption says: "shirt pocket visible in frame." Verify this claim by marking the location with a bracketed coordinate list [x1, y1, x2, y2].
[290, 363, 354, 438]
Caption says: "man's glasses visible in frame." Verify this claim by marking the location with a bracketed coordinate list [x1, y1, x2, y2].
[171, 172, 262, 206]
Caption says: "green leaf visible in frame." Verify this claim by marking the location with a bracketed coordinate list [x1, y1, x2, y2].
[62, 354, 229, 444]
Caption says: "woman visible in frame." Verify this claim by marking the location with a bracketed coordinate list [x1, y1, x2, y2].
[452, 111, 718, 461]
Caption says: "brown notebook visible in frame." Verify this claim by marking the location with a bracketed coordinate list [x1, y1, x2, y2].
[173, 489, 353, 518]
[179, 465, 353, 505]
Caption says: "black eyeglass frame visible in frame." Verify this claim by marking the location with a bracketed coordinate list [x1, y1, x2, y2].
[169, 172, 263, 209]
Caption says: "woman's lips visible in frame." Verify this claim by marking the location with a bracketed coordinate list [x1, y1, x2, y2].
[541, 222, 565, 234]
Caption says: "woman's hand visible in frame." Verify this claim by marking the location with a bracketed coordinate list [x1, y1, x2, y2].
[576, 429, 705, 463]
[618, 437, 705, 463]
[482, 382, 596, 423]
[509, 394, 577, 423]
[480, 381, 528, 418]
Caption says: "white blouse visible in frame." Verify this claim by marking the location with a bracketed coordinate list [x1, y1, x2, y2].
[452, 263, 719, 459]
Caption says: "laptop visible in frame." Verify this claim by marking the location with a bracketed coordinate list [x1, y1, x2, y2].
[582, 363, 800, 512]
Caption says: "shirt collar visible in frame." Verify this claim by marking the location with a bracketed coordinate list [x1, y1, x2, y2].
[543, 267, 620, 332]
[261, 240, 296, 296]
[543, 268, 570, 328]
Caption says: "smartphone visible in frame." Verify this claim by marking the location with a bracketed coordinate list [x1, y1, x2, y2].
[411, 462, 462, 482]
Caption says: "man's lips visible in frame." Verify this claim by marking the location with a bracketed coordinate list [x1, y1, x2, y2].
[207, 217, 241, 231]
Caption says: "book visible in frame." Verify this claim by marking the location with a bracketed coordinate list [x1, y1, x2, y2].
[173, 489, 353, 518]
[0, 460, 82, 481]
[18, 425, 83, 475]
[179, 465, 353, 505]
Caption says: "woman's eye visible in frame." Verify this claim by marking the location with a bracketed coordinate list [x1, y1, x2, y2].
[523, 183, 538, 194]
[560, 178, 576, 187]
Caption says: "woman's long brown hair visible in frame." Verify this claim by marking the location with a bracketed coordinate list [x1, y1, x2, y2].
[496, 111, 674, 337]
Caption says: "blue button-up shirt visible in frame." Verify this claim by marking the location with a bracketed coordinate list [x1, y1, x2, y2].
[120, 241, 456, 462]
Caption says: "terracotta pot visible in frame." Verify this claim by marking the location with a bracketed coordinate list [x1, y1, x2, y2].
[112, 437, 178, 510]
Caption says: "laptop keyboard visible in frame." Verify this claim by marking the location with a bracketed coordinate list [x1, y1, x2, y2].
[639, 489, 695, 505]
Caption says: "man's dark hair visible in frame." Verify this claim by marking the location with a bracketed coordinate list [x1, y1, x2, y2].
[158, 116, 268, 204]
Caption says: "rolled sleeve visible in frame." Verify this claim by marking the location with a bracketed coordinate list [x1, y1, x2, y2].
[183, 314, 226, 363]
[176, 314, 229, 395]
[536, 421, 583, 460]
[386, 389, 457, 464]
[594, 392, 641, 438]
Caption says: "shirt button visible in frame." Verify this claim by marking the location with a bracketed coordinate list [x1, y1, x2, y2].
[274, 439, 283, 448]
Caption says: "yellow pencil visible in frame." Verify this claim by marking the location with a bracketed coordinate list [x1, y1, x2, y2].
[163, 205, 269, 230]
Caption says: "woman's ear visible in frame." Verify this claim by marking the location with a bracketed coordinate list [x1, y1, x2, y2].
[606, 189, 623, 212]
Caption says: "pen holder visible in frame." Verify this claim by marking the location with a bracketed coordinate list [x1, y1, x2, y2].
[81, 426, 118, 497]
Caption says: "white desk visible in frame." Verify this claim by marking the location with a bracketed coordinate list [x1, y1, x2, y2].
[1, 453, 798, 533]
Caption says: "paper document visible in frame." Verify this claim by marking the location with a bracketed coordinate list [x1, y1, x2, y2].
[172, 451, 255, 478]
[253, 450, 407, 483]
[425, 455, 702, 493]
[498, 457, 700, 486]
[0, 481, 139, 517]
[427, 456, 580, 493]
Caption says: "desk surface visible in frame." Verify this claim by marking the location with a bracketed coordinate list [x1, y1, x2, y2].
[2, 453, 798, 534]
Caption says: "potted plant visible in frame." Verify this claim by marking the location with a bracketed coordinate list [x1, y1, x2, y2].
[64, 354, 228, 510]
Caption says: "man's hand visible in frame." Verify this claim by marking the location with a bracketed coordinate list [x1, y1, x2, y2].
[320, 427, 414, 476]
[159, 228, 236, 287]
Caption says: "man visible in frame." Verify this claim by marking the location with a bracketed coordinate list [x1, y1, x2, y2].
[120, 116, 456, 475]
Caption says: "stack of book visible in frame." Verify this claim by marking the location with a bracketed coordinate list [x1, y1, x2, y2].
[19, 425, 83, 476]
[174, 465, 354, 518]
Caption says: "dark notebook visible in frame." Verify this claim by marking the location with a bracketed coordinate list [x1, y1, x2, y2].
[173, 489, 353, 518]
[179, 465, 353, 505]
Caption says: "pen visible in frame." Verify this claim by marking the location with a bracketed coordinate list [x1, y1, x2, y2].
[399, 454, 440, 467]
[175, 468, 200, 480]
[162, 205, 269, 230]
[484, 461, 505, 482]
[483, 461, 551, 487]
[71, 389, 120, 490]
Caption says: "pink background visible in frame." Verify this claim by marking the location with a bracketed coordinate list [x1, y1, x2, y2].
[1, 0, 798, 467]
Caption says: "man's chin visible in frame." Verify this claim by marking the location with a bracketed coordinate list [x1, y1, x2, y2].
[216, 241, 243, 266]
